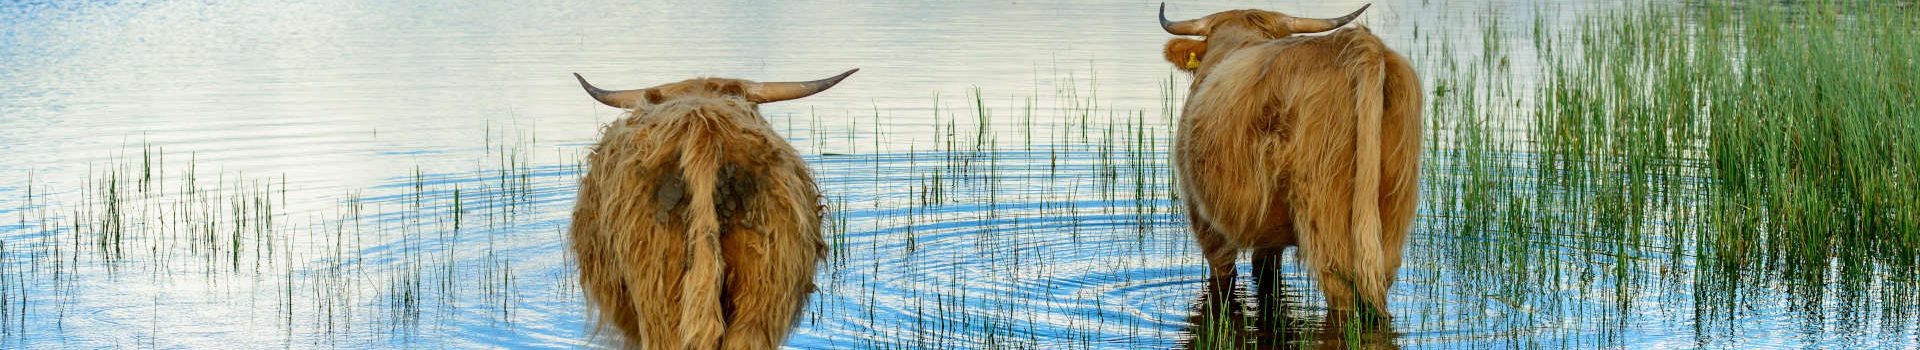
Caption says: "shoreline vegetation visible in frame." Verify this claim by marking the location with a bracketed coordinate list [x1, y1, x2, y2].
[1397, 1, 1917, 347]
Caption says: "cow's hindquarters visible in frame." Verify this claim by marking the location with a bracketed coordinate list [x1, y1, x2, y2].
[715, 152, 823, 349]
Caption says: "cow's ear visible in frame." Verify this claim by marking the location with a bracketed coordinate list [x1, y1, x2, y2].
[1163, 38, 1207, 73]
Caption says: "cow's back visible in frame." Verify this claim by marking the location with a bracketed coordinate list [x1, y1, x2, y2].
[1178, 27, 1418, 239]
[1176, 30, 1356, 242]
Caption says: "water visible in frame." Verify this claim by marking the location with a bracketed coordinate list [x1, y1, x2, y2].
[3, 0, 1916, 348]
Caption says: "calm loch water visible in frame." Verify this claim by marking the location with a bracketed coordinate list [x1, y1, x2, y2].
[2, 0, 1914, 348]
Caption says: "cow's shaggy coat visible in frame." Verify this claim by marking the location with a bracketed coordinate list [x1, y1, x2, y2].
[1159, 4, 1422, 316]
[569, 70, 852, 349]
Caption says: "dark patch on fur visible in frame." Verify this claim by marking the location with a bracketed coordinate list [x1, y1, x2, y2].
[653, 172, 687, 223]
[1262, 103, 1292, 138]
[644, 89, 665, 105]
[708, 81, 745, 97]
[714, 163, 759, 230]
[651, 161, 761, 231]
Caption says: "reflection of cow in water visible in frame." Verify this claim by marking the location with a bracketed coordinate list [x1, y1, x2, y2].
[568, 69, 855, 349]
[1184, 280, 1398, 349]
[1158, 2, 1423, 317]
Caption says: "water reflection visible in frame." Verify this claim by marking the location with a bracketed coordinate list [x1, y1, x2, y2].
[1185, 264, 1397, 349]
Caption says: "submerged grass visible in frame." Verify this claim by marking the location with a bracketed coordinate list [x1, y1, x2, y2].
[0, 126, 557, 346]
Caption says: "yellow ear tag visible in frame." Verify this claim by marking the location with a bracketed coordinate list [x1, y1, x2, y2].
[1184, 52, 1201, 69]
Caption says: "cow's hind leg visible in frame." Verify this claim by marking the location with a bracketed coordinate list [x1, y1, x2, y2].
[1250, 247, 1286, 304]
[573, 229, 645, 344]
[718, 224, 820, 349]
[1294, 202, 1364, 314]
[625, 260, 684, 349]
[1188, 205, 1238, 286]
[588, 280, 640, 345]
[1313, 264, 1361, 314]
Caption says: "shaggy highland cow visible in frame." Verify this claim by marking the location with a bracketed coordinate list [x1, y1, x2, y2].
[1158, 3, 1423, 317]
[569, 69, 855, 348]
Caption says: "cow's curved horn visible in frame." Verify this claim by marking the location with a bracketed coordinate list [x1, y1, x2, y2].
[1287, 3, 1370, 33]
[745, 68, 858, 103]
[1160, 3, 1210, 36]
[574, 73, 651, 108]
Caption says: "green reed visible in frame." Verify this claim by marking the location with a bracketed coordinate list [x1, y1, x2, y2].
[1419, 1, 1920, 346]
[1538, 1, 1920, 288]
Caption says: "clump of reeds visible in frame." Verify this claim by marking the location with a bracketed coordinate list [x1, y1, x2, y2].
[1539, 1, 1920, 281]
[1420, 1, 1920, 345]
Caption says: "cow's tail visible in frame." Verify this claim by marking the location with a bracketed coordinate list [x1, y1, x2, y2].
[1346, 27, 1391, 316]
[677, 117, 728, 348]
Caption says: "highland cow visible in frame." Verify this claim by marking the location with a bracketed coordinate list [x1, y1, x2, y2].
[1158, 3, 1423, 317]
[568, 69, 855, 348]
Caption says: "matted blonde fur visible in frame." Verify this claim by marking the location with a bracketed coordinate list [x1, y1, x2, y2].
[1164, 9, 1422, 317]
[570, 77, 827, 349]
